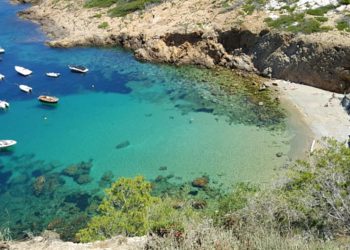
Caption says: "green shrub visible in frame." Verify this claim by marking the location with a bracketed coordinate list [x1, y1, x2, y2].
[306, 5, 336, 16]
[265, 14, 332, 34]
[265, 13, 305, 29]
[215, 183, 258, 220]
[75, 176, 158, 242]
[108, 0, 161, 17]
[337, 20, 350, 31]
[315, 16, 328, 22]
[149, 198, 199, 236]
[235, 138, 350, 238]
[85, 0, 162, 17]
[98, 21, 109, 29]
[242, 0, 268, 14]
[85, 0, 118, 8]
[90, 13, 102, 18]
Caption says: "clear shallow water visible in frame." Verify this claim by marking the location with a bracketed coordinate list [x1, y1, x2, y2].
[0, 1, 298, 239]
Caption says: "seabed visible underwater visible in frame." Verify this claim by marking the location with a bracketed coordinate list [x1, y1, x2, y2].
[0, 1, 301, 240]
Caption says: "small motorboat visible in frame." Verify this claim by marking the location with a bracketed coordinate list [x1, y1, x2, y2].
[46, 72, 61, 78]
[0, 47, 5, 54]
[0, 74, 4, 80]
[0, 140, 16, 149]
[19, 84, 32, 93]
[38, 95, 59, 104]
[0, 100, 9, 109]
[15, 66, 32, 76]
[68, 65, 88, 73]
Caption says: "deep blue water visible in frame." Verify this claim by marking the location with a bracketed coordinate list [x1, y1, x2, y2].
[0, 1, 297, 240]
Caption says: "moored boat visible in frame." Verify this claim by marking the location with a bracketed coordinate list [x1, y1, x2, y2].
[0, 100, 9, 109]
[15, 66, 32, 76]
[0, 74, 4, 80]
[0, 140, 16, 149]
[0, 47, 4, 54]
[68, 65, 88, 73]
[38, 95, 59, 104]
[46, 72, 61, 78]
[19, 84, 32, 93]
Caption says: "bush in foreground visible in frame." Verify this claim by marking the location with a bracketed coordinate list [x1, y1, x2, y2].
[76, 176, 158, 242]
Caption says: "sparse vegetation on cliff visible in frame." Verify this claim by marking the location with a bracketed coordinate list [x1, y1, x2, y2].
[85, 0, 162, 17]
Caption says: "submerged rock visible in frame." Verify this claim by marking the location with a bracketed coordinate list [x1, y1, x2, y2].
[98, 171, 114, 188]
[192, 176, 209, 188]
[155, 175, 165, 182]
[159, 166, 167, 171]
[64, 192, 91, 211]
[62, 165, 79, 177]
[115, 140, 130, 149]
[33, 176, 46, 196]
[188, 190, 198, 196]
[75, 174, 92, 185]
[61, 160, 93, 185]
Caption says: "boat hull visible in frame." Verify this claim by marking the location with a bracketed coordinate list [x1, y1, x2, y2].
[0, 140, 17, 149]
[69, 65, 88, 73]
[46, 73, 60, 78]
[19, 85, 32, 93]
[15, 66, 32, 76]
[0, 101, 9, 109]
[38, 95, 59, 104]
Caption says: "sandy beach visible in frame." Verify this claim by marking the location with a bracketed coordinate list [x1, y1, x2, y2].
[272, 79, 350, 143]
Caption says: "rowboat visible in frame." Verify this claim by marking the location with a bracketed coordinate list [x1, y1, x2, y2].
[0, 47, 5, 54]
[15, 66, 32, 76]
[68, 65, 88, 73]
[0, 100, 9, 109]
[38, 95, 59, 104]
[0, 74, 4, 80]
[19, 84, 32, 93]
[46, 72, 61, 78]
[0, 140, 16, 149]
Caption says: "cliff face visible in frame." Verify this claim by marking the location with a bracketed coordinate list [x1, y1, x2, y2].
[18, 0, 350, 93]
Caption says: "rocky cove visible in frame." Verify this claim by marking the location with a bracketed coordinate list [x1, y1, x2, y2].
[18, 0, 350, 93]
[2, 0, 350, 249]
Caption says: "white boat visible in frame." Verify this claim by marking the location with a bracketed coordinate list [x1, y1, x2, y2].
[0, 47, 5, 54]
[15, 66, 32, 76]
[0, 140, 17, 149]
[46, 72, 61, 78]
[19, 84, 32, 93]
[0, 100, 9, 109]
[0, 74, 4, 80]
[68, 65, 88, 73]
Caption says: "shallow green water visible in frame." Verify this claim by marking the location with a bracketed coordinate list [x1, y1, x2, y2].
[0, 1, 299, 239]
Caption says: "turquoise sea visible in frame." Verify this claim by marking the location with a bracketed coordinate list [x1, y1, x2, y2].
[0, 1, 309, 240]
